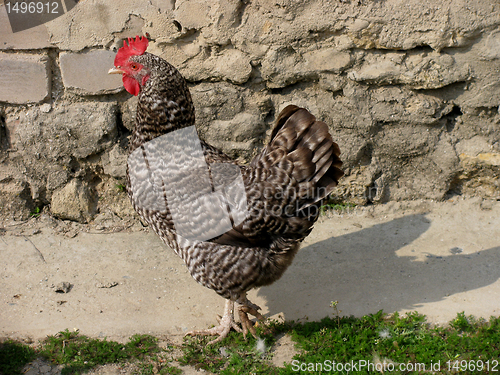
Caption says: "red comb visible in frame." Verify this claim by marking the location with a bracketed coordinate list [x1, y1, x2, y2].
[114, 35, 149, 66]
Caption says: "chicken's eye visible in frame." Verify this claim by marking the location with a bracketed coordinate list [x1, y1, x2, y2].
[130, 63, 139, 70]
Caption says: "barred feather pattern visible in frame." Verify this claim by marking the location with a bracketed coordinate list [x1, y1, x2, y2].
[126, 53, 343, 300]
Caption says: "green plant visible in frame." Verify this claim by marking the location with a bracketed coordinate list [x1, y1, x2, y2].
[0, 340, 37, 375]
[320, 202, 356, 215]
[2, 312, 500, 374]
[279, 311, 500, 374]
[39, 330, 168, 374]
[180, 328, 278, 374]
[30, 206, 41, 217]
[330, 300, 341, 326]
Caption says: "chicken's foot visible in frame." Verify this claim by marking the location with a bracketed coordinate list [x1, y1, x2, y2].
[185, 299, 241, 345]
[236, 293, 266, 339]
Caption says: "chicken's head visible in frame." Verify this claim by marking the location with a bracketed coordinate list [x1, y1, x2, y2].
[108, 35, 150, 96]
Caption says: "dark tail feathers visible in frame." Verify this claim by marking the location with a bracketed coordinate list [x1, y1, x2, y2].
[252, 105, 343, 214]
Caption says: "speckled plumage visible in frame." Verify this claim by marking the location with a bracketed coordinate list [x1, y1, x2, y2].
[123, 50, 343, 340]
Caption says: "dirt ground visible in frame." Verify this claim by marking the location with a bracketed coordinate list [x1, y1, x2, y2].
[1, 197, 499, 349]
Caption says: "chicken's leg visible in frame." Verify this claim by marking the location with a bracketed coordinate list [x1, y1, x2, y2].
[236, 293, 266, 339]
[185, 299, 242, 345]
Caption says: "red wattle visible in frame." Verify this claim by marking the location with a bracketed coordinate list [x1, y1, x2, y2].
[123, 75, 140, 96]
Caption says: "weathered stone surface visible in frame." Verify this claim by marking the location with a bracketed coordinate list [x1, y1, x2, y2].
[173, 0, 211, 30]
[0, 4, 52, 50]
[1, 0, 500, 221]
[204, 112, 263, 156]
[455, 136, 496, 157]
[191, 82, 271, 159]
[455, 152, 500, 198]
[44, 0, 171, 51]
[51, 179, 96, 223]
[1, 102, 118, 214]
[101, 144, 128, 178]
[369, 87, 453, 125]
[348, 51, 471, 89]
[0, 53, 49, 103]
[0, 178, 33, 220]
[46, 167, 69, 191]
[481, 30, 500, 60]
[261, 48, 353, 88]
[452, 38, 500, 109]
[461, 153, 500, 167]
[177, 47, 253, 84]
[60, 50, 123, 94]
[120, 96, 139, 131]
[304, 49, 353, 74]
[260, 48, 302, 89]
[191, 82, 245, 124]
[11, 102, 117, 161]
[389, 134, 459, 201]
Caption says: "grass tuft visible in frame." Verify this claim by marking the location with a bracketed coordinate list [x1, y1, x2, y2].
[29, 206, 41, 217]
[180, 327, 279, 374]
[0, 340, 37, 375]
[38, 329, 178, 374]
[280, 310, 500, 374]
[320, 202, 357, 215]
[2, 311, 500, 374]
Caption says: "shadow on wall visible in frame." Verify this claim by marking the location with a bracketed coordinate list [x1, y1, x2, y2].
[258, 214, 500, 321]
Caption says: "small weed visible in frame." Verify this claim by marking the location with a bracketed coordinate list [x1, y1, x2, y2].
[330, 300, 341, 326]
[320, 202, 356, 215]
[115, 183, 126, 192]
[137, 358, 182, 375]
[30, 206, 41, 217]
[449, 311, 482, 333]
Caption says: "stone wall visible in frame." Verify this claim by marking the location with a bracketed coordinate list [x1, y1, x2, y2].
[0, 0, 499, 222]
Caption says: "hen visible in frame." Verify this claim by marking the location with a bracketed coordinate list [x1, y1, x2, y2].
[109, 36, 343, 344]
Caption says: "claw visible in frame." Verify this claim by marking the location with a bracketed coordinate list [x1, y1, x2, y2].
[185, 300, 241, 345]
[238, 307, 255, 339]
[236, 294, 267, 339]
[185, 294, 267, 345]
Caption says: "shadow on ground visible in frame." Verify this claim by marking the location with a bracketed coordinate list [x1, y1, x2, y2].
[259, 213, 500, 321]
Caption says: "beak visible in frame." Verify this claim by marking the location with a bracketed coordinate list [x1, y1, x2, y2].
[108, 67, 125, 74]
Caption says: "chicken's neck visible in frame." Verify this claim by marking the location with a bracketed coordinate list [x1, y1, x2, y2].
[129, 58, 195, 153]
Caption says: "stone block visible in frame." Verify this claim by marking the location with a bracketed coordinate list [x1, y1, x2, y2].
[174, 0, 211, 30]
[0, 177, 33, 220]
[304, 49, 352, 73]
[44, 0, 171, 51]
[102, 144, 128, 178]
[0, 53, 50, 103]
[51, 179, 96, 223]
[212, 49, 252, 84]
[11, 101, 118, 160]
[0, 5, 51, 50]
[348, 51, 471, 89]
[60, 50, 123, 94]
